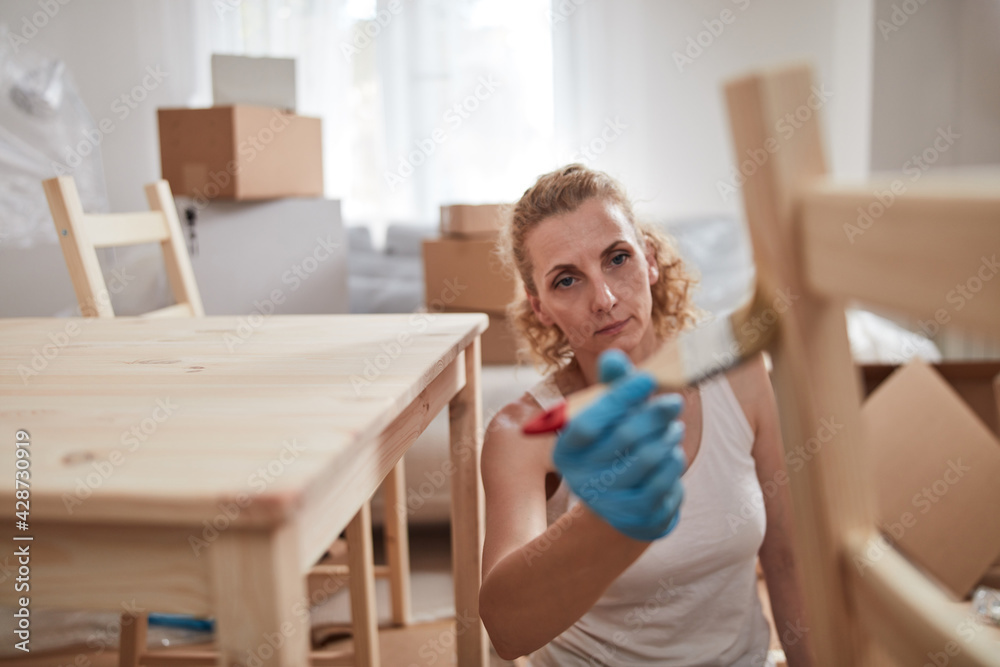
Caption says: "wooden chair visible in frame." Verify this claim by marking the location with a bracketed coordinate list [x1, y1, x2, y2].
[723, 63, 1000, 665]
[42, 175, 413, 666]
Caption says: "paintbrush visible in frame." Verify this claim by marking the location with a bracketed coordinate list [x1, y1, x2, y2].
[522, 284, 779, 435]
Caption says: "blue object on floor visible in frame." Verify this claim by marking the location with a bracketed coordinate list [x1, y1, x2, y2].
[147, 613, 215, 633]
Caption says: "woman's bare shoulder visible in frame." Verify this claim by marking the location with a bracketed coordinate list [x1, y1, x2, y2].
[722, 352, 773, 432]
[487, 390, 546, 439]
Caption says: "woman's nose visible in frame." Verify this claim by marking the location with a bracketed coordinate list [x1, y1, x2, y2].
[591, 280, 618, 313]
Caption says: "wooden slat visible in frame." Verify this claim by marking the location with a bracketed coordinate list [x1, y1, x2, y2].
[147, 179, 205, 317]
[449, 340, 490, 667]
[846, 531, 1000, 667]
[42, 176, 115, 317]
[85, 212, 170, 247]
[118, 611, 148, 667]
[801, 177, 1000, 339]
[725, 62, 874, 665]
[345, 503, 379, 667]
[383, 458, 413, 626]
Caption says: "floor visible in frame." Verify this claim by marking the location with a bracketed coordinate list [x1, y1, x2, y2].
[1, 526, 784, 666]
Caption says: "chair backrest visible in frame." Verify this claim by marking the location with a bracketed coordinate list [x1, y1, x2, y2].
[42, 176, 204, 318]
[724, 63, 1000, 666]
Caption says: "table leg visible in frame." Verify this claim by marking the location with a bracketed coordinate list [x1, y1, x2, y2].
[210, 524, 309, 667]
[345, 502, 380, 667]
[449, 338, 489, 667]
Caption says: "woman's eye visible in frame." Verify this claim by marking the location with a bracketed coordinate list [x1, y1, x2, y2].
[555, 276, 574, 289]
[611, 252, 629, 266]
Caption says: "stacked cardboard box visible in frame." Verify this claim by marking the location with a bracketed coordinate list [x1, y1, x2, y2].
[157, 55, 323, 202]
[423, 204, 521, 364]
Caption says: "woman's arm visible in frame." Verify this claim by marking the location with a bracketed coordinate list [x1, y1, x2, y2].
[479, 405, 651, 660]
[739, 355, 816, 667]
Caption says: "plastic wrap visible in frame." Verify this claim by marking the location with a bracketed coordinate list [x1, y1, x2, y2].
[0, 24, 108, 249]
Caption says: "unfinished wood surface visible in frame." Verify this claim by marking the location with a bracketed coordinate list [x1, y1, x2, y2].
[725, 62, 874, 665]
[0, 313, 487, 667]
[727, 62, 1000, 666]
[296, 355, 464, 569]
[0, 522, 211, 613]
[847, 532, 1000, 667]
[0, 314, 486, 529]
[345, 503, 380, 667]
[43, 176, 114, 317]
[85, 212, 169, 247]
[210, 524, 309, 667]
[800, 176, 1000, 339]
[118, 611, 148, 667]
[449, 340, 490, 667]
[383, 458, 413, 627]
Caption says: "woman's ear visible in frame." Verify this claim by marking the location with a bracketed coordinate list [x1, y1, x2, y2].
[526, 289, 554, 328]
[644, 236, 659, 286]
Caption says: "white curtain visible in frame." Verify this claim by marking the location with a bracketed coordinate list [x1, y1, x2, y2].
[202, 0, 555, 241]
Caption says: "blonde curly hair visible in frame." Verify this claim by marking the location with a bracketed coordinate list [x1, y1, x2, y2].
[496, 164, 702, 374]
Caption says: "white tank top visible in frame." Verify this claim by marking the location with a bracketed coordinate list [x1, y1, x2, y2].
[525, 372, 773, 667]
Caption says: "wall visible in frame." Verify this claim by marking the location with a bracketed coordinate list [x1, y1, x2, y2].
[871, 0, 1000, 171]
[551, 0, 875, 221]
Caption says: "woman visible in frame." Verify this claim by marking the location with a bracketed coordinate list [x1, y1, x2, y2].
[479, 164, 814, 666]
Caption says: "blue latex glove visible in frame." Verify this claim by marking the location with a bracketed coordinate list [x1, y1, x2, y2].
[552, 349, 686, 541]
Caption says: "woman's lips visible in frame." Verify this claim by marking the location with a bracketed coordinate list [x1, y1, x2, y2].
[596, 317, 630, 335]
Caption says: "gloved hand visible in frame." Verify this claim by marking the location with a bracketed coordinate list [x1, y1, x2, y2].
[552, 349, 686, 541]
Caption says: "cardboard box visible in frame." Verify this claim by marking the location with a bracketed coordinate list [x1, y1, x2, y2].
[440, 204, 511, 238]
[212, 54, 296, 111]
[422, 237, 519, 312]
[862, 360, 1000, 598]
[860, 362, 1000, 437]
[158, 106, 323, 201]
[445, 307, 520, 365]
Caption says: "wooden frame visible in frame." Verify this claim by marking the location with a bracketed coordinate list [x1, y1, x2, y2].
[42, 175, 205, 319]
[724, 63, 1000, 666]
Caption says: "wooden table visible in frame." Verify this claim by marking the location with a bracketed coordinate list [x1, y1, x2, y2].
[0, 314, 490, 667]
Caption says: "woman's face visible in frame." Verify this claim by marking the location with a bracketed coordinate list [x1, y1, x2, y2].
[525, 197, 660, 364]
